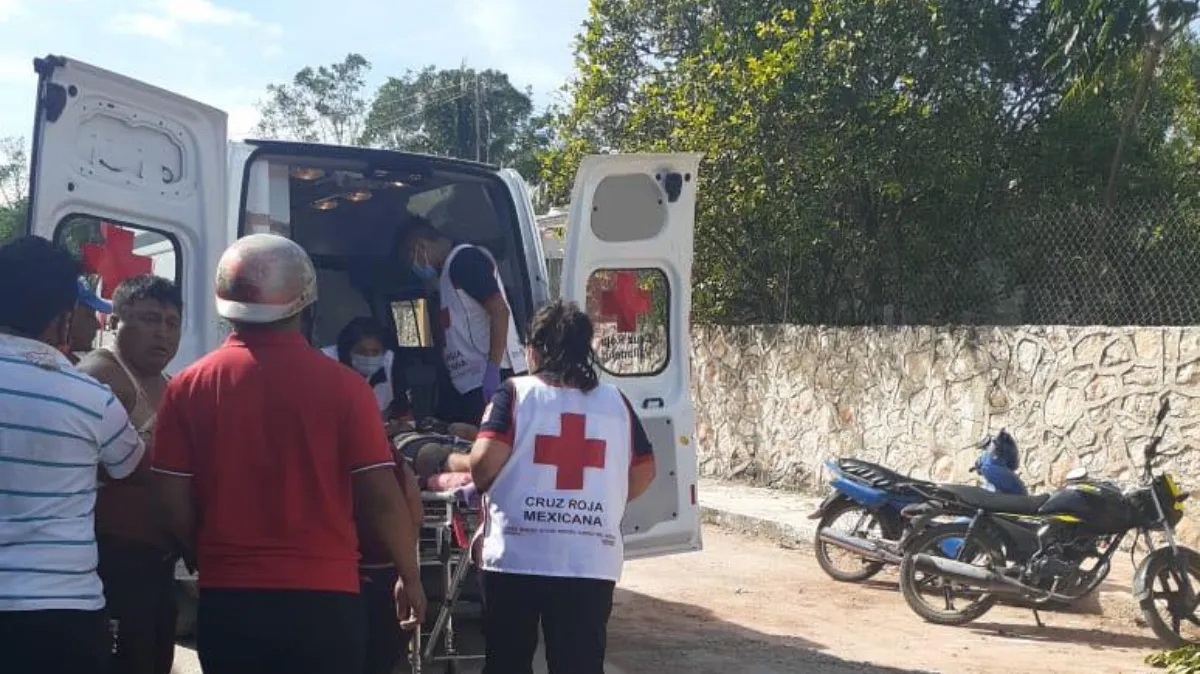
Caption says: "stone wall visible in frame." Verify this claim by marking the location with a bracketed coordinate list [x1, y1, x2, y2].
[691, 326, 1200, 514]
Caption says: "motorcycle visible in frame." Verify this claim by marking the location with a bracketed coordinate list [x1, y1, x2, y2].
[897, 397, 1199, 646]
[810, 432, 1027, 583]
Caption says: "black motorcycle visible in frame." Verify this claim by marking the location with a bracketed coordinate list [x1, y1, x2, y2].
[896, 397, 1199, 646]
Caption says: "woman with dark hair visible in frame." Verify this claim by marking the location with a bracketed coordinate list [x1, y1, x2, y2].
[467, 300, 658, 674]
[321, 316, 410, 427]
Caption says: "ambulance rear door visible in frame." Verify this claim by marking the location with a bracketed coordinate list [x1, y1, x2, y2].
[560, 153, 704, 559]
[25, 55, 228, 369]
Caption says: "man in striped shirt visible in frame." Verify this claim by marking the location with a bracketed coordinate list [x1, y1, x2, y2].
[0, 236, 146, 674]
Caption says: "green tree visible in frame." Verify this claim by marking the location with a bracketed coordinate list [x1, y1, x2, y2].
[363, 66, 548, 170]
[0, 136, 28, 243]
[255, 53, 374, 145]
[543, 0, 1200, 325]
[1046, 0, 1200, 206]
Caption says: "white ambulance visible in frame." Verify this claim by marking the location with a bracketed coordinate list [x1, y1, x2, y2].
[23, 56, 703, 570]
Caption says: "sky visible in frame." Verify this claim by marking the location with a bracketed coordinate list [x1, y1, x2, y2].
[0, 0, 591, 141]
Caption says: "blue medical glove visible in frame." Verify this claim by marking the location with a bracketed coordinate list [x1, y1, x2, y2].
[482, 362, 502, 403]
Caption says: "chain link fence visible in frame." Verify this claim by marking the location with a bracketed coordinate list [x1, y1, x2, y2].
[693, 197, 1200, 327]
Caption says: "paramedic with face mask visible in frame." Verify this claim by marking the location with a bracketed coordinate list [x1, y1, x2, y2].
[469, 300, 657, 674]
[404, 218, 527, 424]
[322, 316, 410, 431]
[151, 234, 425, 674]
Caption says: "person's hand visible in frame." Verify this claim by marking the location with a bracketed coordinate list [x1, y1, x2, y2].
[482, 362, 502, 403]
[394, 575, 427, 631]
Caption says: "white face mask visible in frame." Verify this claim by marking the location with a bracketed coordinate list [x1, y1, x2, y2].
[351, 353, 386, 377]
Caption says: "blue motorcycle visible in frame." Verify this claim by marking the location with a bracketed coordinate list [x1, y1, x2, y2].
[810, 432, 1026, 583]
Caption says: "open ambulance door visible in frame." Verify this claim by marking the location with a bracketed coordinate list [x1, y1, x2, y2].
[560, 153, 704, 559]
[25, 55, 228, 369]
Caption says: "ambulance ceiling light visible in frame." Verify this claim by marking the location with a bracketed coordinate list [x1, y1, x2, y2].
[311, 197, 339, 211]
[345, 189, 373, 202]
[292, 167, 325, 181]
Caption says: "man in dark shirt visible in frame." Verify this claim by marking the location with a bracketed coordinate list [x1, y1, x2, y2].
[405, 221, 527, 424]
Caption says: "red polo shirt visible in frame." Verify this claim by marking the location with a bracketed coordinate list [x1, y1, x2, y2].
[152, 330, 394, 593]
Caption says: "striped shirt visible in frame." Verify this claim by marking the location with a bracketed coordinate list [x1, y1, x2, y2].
[0, 334, 144, 611]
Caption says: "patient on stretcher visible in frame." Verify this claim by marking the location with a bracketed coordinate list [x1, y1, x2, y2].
[390, 418, 476, 491]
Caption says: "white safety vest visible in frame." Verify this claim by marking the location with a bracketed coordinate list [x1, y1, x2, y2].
[480, 376, 633, 582]
[320, 345, 395, 414]
[439, 244, 527, 394]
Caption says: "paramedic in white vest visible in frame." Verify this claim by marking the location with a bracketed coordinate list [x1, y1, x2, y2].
[468, 300, 657, 674]
[405, 220, 527, 424]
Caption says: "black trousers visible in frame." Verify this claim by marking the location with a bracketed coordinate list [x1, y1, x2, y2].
[196, 589, 365, 674]
[360, 566, 412, 674]
[97, 536, 177, 674]
[0, 608, 111, 674]
[482, 571, 615, 674]
[440, 368, 519, 425]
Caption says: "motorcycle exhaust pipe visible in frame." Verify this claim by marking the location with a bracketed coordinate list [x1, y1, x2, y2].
[911, 554, 1027, 595]
[818, 529, 903, 565]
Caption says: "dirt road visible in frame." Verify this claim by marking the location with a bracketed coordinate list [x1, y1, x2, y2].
[174, 525, 1159, 673]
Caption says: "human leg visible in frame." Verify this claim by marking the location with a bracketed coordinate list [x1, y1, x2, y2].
[0, 608, 111, 674]
[97, 537, 168, 674]
[481, 571, 541, 674]
[540, 576, 615, 674]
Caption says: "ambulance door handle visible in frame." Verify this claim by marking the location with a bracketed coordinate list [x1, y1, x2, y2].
[642, 397, 664, 410]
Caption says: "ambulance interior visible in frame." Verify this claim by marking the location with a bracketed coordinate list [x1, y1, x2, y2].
[241, 147, 535, 423]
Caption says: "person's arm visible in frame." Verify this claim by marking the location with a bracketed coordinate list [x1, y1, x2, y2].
[149, 382, 197, 567]
[468, 383, 515, 493]
[94, 390, 146, 481]
[343, 376, 421, 586]
[448, 247, 509, 364]
[80, 354, 149, 484]
[398, 462, 423, 534]
[621, 393, 657, 501]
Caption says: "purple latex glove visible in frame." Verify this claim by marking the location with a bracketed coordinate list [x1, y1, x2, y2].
[457, 483, 481, 508]
[481, 362, 502, 403]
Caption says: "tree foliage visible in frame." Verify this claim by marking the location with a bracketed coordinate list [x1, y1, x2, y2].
[541, 0, 1200, 326]
[0, 136, 28, 243]
[255, 54, 374, 145]
[253, 55, 553, 173]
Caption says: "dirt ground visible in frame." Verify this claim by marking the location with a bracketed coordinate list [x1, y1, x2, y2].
[174, 524, 1162, 673]
[607, 525, 1159, 674]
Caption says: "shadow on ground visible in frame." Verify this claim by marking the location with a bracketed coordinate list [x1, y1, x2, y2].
[609, 588, 934, 674]
[966, 621, 1162, 651]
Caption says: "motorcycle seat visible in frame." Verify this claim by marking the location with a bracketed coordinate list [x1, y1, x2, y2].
[837, 458, 932, 491]
[936, 484, 1050, 515]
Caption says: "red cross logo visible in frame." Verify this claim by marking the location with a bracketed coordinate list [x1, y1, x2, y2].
[598, 271, 651, 333]
[81, 223, 152, 299]
[533, 413, 607, 490]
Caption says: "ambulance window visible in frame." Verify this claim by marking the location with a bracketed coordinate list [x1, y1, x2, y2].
[585, 268, 669, 376]
[54, 214, 181, 352]
[391, 299, 432, 348]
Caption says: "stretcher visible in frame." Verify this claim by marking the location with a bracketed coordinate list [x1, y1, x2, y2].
[409, 487, 483, 674]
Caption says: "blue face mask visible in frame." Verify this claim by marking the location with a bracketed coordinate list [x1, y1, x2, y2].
[412, 264, 437, 281]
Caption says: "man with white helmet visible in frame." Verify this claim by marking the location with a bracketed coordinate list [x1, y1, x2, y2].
[150, 234, 425, 674]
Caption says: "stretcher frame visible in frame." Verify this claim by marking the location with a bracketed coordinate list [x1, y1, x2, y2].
[409, 489, 483, 674]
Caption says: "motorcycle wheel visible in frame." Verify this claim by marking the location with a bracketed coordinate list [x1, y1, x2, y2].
[1138, 547, 1200, 647]
[814, 499, 897, 583]
[898, 522, 1002, 626]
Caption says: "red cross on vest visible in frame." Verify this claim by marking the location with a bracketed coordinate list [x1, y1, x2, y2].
[598, 271, 651, 333]
[81, 223, 153, 299]
[533, 412, 607, 490]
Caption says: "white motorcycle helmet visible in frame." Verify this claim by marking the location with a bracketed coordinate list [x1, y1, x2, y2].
[214, 234, 317, 323]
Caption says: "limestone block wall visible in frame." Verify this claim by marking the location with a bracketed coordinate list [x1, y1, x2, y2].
[691, 326, 1200, 530]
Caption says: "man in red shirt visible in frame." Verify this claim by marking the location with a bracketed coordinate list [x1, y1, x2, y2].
[151, 234, 425, 674]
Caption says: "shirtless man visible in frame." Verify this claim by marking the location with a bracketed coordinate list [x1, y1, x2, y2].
[78, 274, 183, 674]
